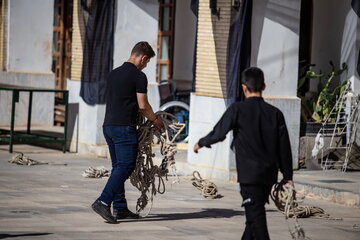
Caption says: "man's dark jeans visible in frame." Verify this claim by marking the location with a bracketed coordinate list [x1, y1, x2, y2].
[240, 184, 273, 240]
[98, 125, 138, 211]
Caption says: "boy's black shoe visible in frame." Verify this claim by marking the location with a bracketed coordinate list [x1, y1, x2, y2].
[113, 208, 140, 220]
[91, 200, 117, 224]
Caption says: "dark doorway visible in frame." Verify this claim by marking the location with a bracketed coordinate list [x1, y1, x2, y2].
[298, 0, 313, 97]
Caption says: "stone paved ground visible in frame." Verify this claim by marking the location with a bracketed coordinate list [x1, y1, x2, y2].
[0, 145, 359, 240]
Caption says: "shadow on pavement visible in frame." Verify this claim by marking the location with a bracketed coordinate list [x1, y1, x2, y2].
[122, 208, 245, 223]
[0, 233, 53, 239]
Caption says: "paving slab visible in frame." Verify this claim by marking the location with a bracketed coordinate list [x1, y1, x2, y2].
[0, 145, 359, 240]
[294, 170, 360, 207]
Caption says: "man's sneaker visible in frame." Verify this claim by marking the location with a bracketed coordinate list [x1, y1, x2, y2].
[91, 200, 117, 224]
[113, 208, 140, 220]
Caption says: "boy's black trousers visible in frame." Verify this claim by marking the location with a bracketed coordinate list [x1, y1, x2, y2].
[240, 184, 273, 240]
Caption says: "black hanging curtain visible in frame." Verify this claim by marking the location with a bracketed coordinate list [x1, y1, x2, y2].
[80, 0, 115, 105]
[226, 0, 252, 107]
[190, 0, 199, 92]
[352, 0, 360, 20]
[352, 0, 360, 76]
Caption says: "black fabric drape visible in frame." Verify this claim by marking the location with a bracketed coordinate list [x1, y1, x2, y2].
[352, 0, 360, 75]
[190, 0, 199, 15]
[226, 0, 252, 107]
[352, 0, 360, 16]
[190, 0, 199, 92]
[80, 0, 115, 105]
[209, 0, 217, 15]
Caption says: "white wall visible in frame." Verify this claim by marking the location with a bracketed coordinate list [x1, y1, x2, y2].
[8, 0, 53, 72]
[113, 0, 158, 81]
[340, 7, 360, 145]
[340, 4, 360, 94]
[113, 0, 159, 110]
[0, 72, 54, 127]
[173, 0, 197, 82]
[0, 0, 54, 127]
[356, 17, 360, 94]
[252, 0, 300, 97]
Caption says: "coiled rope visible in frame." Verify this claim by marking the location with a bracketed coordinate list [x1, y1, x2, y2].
[271, 182, 341, 219]
[191, 171, 221, 199]
[271, 182, 342, 240]
[82, 166, 110, 178]
[130, 112, 185, 216]
[271, 182, 307, 240]
[9, 153, 67, 166]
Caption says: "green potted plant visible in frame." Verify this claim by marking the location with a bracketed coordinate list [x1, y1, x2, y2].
[298, 61, 348, 135]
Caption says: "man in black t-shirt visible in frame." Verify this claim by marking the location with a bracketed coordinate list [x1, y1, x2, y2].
[92, 42, 163, 224]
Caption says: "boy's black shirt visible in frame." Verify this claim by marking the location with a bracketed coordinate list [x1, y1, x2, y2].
[103, 62, 147, 126]
[198, 97, 293, 184]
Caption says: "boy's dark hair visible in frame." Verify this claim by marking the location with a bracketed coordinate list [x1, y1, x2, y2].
[131, 41, 155, 58]
[241, 67, 265, 92]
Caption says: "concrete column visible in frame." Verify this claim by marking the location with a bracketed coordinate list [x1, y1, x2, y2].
[67, 80, 107, 157]
[252, 0, 301, 169]
[187, 94, 236, 181]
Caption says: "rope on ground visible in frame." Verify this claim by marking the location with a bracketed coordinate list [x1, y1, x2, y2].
[130, 111, 185, 216]
[271, 182, 342, 219]
[82, 166, 110, 178]
[9, 153, 67, 166]
[271, 182, 307, 240]
[191, 171, 222, 199]
[270, 182, 342, 240]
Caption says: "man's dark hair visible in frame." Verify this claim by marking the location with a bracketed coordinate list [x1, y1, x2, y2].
[131, 41, 155, 58]
[241, 67, 265, 92]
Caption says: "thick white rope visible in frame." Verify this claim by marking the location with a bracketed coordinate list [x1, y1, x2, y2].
[9, 153, 67, 166]
[82, 166, 110, 178]
[191, 171, 221, 199]
[271, 182, 341, 219]
[130, 112, 185, 216]
[271, 182, 342, 240]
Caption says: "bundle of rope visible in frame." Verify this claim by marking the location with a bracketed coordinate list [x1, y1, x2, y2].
[270, 181, 341, 240]
[270, 182, 341, 219]
[191, 171, 221, 199]
[9, 153, 67, 166]
[271, 182, 307, 240]
[130, 112, 185, 216]
[82, 166, 110, 178]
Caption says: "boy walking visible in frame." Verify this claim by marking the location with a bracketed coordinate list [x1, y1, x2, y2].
[194, 67, 293, 240]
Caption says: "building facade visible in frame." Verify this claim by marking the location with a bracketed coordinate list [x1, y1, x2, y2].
[0, 0, 358, 180]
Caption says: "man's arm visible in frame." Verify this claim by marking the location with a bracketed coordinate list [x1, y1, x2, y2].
[194, 104, 236, 153]
[277, 111, 293, 182]
[137, 93, 163, 129]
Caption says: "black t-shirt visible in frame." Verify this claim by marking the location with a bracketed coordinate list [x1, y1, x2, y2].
[103, 62, 147, 126]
